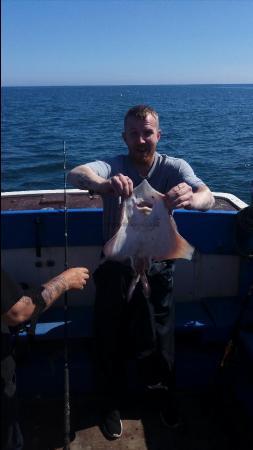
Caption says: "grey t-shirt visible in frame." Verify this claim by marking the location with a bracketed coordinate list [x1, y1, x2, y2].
[86, 152, 204, 242]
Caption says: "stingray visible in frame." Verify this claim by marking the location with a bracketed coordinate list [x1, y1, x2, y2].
[103, 179, 194, 301]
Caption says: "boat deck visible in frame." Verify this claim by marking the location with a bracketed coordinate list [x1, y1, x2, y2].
[19, 388, 252, 450]
[2, 190, 252, 449]
[15, 311, 253, 450]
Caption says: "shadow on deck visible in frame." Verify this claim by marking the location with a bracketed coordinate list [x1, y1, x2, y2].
[19, 387, 252, 450]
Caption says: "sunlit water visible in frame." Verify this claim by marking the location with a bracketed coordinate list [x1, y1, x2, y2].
[2, 84, 253, 203]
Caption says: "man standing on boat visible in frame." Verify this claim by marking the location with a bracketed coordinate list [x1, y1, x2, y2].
[68, 105, 214, 439]
[1, 266, 89, 450]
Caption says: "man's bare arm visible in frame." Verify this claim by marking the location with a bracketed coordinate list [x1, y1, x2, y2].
[67, 165, 112, 194]
[3, 268, 89, 326]
[68, 165, 134, 197]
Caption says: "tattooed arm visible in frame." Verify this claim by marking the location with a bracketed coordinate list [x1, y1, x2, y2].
[68, 165, 134, 197]
[67, 165, 105, 192]
[67, 165, 113, 194]
[2, 267, 89, 327]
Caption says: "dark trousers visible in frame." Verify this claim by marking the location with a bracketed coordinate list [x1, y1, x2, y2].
[93, 259, 175, 405]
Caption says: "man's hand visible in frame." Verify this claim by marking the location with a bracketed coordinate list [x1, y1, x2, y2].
[164, 183, 194, 210]
[108, 173, 134, 198]
[62, 267, 90, 290]
[164, 183, 215, 211]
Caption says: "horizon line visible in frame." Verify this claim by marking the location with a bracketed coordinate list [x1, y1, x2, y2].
[2, 82, 253, 88]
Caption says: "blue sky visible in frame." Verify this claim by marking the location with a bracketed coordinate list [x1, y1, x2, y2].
[2, 0, 253, 86]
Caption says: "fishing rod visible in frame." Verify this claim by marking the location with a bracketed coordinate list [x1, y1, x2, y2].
[63, 140, 71, 450]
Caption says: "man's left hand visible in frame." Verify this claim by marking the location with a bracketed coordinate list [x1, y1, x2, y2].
[164, 183, 194, 210]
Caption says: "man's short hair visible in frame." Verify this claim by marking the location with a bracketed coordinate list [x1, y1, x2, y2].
[124, 105, 159, 129]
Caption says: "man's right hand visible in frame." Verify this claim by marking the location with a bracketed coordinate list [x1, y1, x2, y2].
[106, 173, 133, 198]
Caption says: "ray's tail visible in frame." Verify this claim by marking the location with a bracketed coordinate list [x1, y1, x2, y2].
[127, 272, 151, 302]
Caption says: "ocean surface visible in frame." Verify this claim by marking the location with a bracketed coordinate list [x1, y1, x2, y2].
[1, 84, 253, 204]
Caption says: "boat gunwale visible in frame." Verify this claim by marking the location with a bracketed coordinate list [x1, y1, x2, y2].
[1, 188, 248, 211]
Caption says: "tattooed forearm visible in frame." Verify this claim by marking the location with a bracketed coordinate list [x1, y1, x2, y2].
[3, 268, 88, 327]
[68, 166, 110, 194]
[75, 173, 94, 190]
[68, 167, 95, 190]
[41, 274, 68, 309]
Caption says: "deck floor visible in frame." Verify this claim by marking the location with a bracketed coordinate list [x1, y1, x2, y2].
[19, 389, 252, 450]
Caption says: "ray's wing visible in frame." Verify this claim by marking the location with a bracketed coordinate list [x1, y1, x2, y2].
[135, 184, 195, 261]
[153, 210, 194, 261]
[103, 200, 129, 259]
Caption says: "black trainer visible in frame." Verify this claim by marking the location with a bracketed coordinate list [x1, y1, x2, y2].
[101, 409, 123, 440]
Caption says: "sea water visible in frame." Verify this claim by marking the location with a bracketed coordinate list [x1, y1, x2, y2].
[1, 84, 253, 203]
